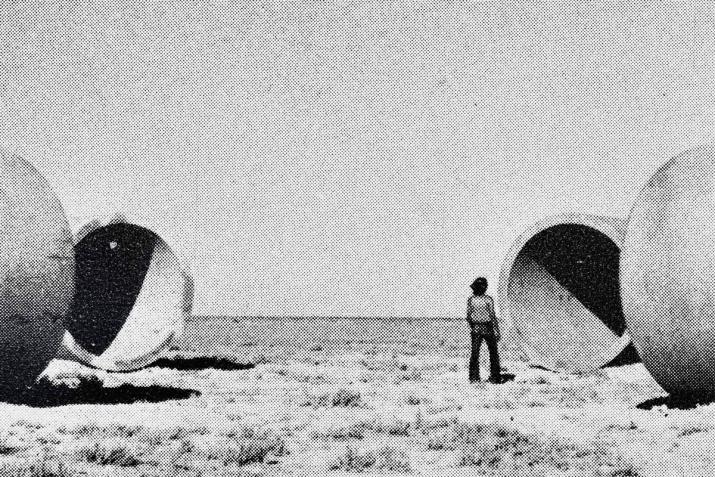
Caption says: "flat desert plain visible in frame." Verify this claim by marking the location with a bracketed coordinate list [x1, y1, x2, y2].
[0, 317, 710, 476]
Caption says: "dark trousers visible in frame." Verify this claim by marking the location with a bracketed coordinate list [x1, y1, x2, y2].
[469, 326, 501, 382]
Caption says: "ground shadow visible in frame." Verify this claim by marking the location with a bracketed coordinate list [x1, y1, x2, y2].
[637, 395, 715, 411]
[149, 356, 255, 371]
[1, 379, 200, 408]
[500, 373, 516, 383]
[605, 343, 641, 368]
[528, 364, 559, 373]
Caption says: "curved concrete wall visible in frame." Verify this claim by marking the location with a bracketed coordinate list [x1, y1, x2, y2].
[0, 151, 75, 393]
[61, 215, 192, 371]
[621, 146, 715, 397]
[498, 214, 630, 373]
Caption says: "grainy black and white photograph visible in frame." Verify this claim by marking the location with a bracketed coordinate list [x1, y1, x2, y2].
[0, 2, 714, 476]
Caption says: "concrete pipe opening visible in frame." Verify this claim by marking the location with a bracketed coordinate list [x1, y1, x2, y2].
[61, 217, 192, 371]
[498, 215, 632, 373]
[0, 151, 75, 394]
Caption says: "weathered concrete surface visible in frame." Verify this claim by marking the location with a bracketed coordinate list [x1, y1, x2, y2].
[621, 146, 715, 397]
[0, 151, 75, 393]
[498, 215, 630, 373]
[61, 215, 192, 371]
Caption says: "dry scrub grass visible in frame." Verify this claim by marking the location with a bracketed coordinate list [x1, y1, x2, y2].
[60, 423, 143, 438]
[137, 425, 209, 445]
[0, 459, 71, 477]
[311, 422, 368, 441]
[76, 440, 142, 467]
[0, 318, 688, 476]
[205, 436, 287, 466]
[330, 446, 411, 472]
[301, 388, 365, 408]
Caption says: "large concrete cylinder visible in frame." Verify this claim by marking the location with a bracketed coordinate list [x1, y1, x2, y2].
[498, 214, 631, 373]
[621, 146, 715, 398]
[0, 151, 75, 393]
[61, 215, 193, 371]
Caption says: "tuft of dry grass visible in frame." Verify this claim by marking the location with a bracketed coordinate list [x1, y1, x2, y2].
[405, 394, 422, 405]
[426, 422, 485, 451]
[420, 420, 638, 474]
[329, 446, 410, 472]
[418, 415, 459, 432]
[359, 358, 402, 372]
[76, 441, 142, 467]
[611, 465, 642, 476]
[330, 389, 365, 407]
[206, 431, 287, 466]
[602, 421, 640, 433]
[11, 421, 43, 430]
[212, 442, 282, 466]
[677, 426, 710, 437]
[60, 423, 143, 438]
[456, 426, 554, 468]
[368, 418, 412, 436]
[0, 459, 71, 477]
[302, 389, 364, 408]
[311, 423, 368, 441]
[138, 425, 209, 445]
[529, 375, 552, 385]
[425, 400, 463, 414]
[252, 355, 270, 365]
[393, 367, 422, 383]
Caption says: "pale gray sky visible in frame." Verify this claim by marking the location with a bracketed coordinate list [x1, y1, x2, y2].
[0, 2, 712, 316]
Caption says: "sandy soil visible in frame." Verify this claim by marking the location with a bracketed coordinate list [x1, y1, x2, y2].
[0, 318, 708, 476]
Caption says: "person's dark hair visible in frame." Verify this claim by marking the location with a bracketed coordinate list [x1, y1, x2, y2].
[471, 277, 488, 295]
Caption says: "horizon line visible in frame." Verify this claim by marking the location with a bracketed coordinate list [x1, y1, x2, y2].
[190, 315, 462, 321]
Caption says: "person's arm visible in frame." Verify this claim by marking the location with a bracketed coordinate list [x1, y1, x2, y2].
[489, 297, 500, 340]
[466, 298, 475, 326]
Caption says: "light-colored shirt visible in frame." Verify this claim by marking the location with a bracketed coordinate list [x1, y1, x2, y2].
[467, 295, 496, 325]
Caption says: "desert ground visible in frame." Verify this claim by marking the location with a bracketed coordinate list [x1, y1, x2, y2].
[0, 317, 709, 476]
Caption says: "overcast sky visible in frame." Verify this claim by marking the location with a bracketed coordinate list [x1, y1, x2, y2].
[0, 2, 712, 317]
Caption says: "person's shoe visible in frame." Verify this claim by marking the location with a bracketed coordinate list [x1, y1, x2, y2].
[469, 377, 481, 383]
[487, 375, 502, 384]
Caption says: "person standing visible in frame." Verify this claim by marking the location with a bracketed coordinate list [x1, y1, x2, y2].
[467, 277, 501, 383]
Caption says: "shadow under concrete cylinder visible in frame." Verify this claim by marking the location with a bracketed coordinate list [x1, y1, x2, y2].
[621, 146, 715, 398]
[0, 151, 75, 393]
[61, 215, 192, 371]
[498, 215, 631, 373]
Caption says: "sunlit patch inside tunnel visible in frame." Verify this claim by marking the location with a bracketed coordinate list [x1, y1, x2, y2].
[503, 222, 629, 372]
[65, 223, 158, 355]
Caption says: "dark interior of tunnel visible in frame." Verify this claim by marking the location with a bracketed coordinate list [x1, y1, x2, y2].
[519, 224, 627, 337]
[65, 224, 157, 355]
[605, 342, 640, 367]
